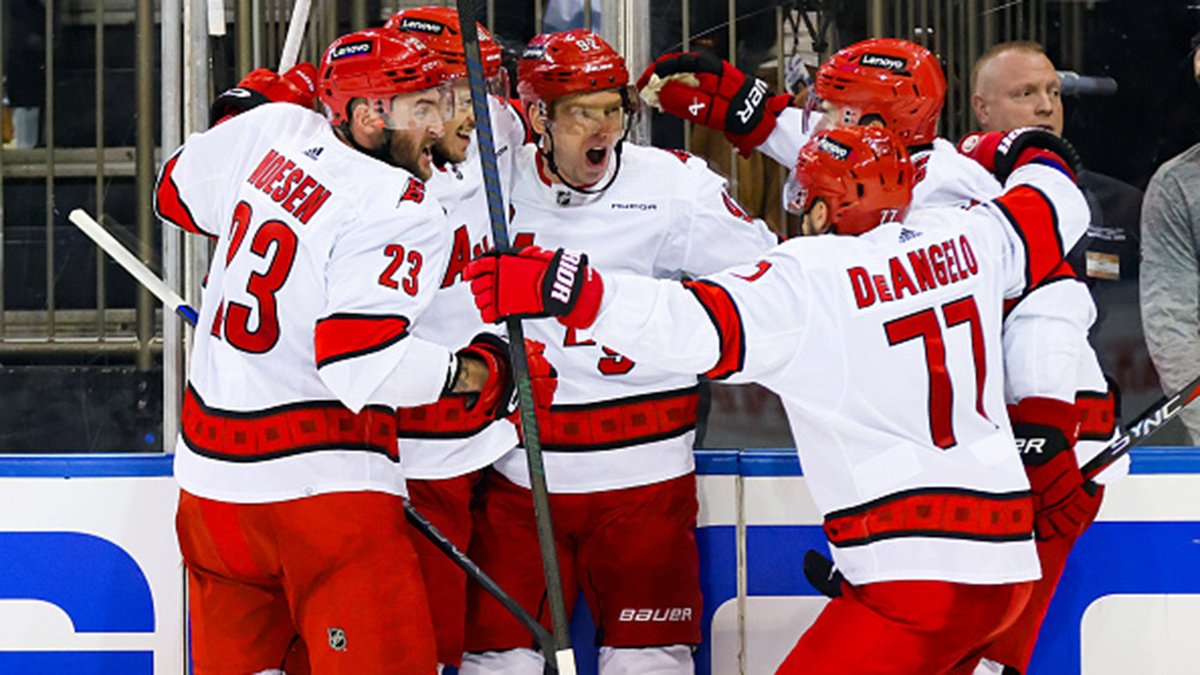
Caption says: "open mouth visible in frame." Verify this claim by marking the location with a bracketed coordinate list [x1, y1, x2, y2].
[585, 146, 608, 166]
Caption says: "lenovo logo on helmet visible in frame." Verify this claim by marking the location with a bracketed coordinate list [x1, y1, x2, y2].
[522, 45, 547, 60]
[860, 53, 907, 71]
[399, 18, 445, 34]
[330, 41, 372, 61]
[817, 137, 852, 161]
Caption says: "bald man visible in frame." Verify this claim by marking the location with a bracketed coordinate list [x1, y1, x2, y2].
[970, 41, 1138, 675]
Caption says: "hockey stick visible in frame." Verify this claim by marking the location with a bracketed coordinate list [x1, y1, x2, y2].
[277, 0, 313, 73]
[67, 207, 554, 647]
[454, 3, 575, 674]
[1081, 373, 1200, 481]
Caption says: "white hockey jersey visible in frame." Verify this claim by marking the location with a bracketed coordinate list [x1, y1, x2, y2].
[399, 96, 526, 479]
[497, 143, 778, 493]
[154, 103, 455, 503]
[583, 163, 1089, 584]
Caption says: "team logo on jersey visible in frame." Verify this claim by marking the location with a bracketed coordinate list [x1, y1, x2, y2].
[859, 53, 907, 72]
[327, 627, 347, 651]
[817, 137, 852, 161]
[303, 146, 324, 161]
[329, 40, 372, 61]
[398, 17, 445, 34]
[662, 148, 693, 163]
[398, 177, 426, 205]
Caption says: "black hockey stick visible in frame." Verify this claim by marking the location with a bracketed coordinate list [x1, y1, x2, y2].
[454, 4, 575, 674]
[67, 207, 555, 653]
[1081, 373, 1200, 481]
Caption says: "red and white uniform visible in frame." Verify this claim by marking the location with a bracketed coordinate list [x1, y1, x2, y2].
[583, 163, 1089, 585]
[498, 143, 778, 492]
[156, 103, 455, 502]
[402, 96, 526, 479]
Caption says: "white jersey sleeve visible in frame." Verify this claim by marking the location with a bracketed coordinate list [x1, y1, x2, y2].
[656, 155, 778, 276]
[968, 163, 1090, 299]
[911, 139, 1003, 209]
[1002, 278, 1095, 403]
[317, 189, 454, 412]
[756, 106, 815, 167]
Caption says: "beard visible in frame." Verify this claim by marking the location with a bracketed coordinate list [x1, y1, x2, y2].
[388, 130, 432, 180]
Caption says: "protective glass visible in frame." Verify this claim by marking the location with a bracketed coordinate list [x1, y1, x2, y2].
[372, 83, 455, 131]
[783, 167, 809, 216]
[800, 90, 860, 136]
[447, 70, 510, 115]
[551, 85, 639, 135]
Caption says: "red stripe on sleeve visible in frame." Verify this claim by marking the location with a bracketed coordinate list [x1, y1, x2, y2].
[683, 280, 745, 380]
[992, 185, 1064, 290]
[314, 314, 410, 368]
[154, 152, 215, 237]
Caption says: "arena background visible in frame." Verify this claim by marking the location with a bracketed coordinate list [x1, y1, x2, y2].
[0, 1, 1197, 672]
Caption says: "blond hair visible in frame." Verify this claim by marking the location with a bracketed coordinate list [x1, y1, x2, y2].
[971, 41, 1047, 94]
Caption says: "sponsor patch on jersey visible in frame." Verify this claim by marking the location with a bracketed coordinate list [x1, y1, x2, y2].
[817, 137, 852, 161]
[611, 202, 657, 211]
[398, 17, 445, 34]
[303, 146, 324, 161]
[398, 177, 426, 205]
[618, 607, 694, 622]
[859, 53, 907, 72]
[330, 40, 372, 61]
[898, 227, 922, 243]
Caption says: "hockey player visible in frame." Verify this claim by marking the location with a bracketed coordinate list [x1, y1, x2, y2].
[384, 7, 550, 671]
[155, 28, 517, 673]
[465, 124, 1091, 674]
[648, 40, 1115, 673]
[457, 30, 778, 674]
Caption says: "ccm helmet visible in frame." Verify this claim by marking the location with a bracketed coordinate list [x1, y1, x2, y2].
[786, 125, 913, 236]
[318, 28, 449, 128]
[810, 38, 946, 146]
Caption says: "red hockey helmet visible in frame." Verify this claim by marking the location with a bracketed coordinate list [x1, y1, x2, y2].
[785, 126, 913, 236]
[809, 38, 946, 146]
[318, 28, 449, 128]
[517, 30, 632, 116]
[384, 6, 504, 83]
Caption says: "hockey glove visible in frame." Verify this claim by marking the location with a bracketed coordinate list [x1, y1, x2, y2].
[453, 333, 516, 421]
[209, 63, 319, 127]
[1011, 396, 1104, 540]
[956, 128, 1082, 183]
[802, 549, 845, 599]
[637, 52, 792, 156]
[508, 339, 558, 432]
[465, 246, 604, 329]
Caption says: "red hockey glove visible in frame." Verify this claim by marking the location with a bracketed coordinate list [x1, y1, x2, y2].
[1011, 396, 1104, 540]
[453, 333, 515, 421]
[956, 128, 1081, 183]
[209, 63, 319, 126]
[508, 339, 558, 431]
[637, 52, 792, 156]
[465, 246, 604, 329]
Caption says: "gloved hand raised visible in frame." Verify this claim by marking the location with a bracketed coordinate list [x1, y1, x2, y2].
[465, 246, 604, 329]
[209, 63, 319, 126]
[637, 51, 792, 156]
[956, 128, 1082, 182]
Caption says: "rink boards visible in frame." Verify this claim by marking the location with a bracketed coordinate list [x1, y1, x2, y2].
[1, 449, 1198, 674]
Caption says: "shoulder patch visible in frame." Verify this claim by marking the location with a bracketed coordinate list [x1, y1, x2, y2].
[398, 177, 426, 206]
[661, 148, 694, 164]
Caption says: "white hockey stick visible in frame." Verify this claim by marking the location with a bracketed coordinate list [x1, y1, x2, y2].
[278, 0, 313, 73]
[68, 209, 198, 325]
